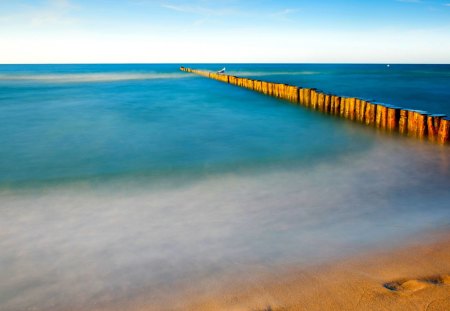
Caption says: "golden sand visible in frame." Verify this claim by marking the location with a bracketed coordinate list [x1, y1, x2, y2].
[83, 231, 450, 311]
[182, 232, 450, 311]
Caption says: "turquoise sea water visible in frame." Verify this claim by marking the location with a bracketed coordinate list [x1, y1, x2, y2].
[1, 64, 449, 187]
[0, 64, 449, 310]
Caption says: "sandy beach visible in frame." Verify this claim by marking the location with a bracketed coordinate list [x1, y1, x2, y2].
[180, 230, 450, 311]
[75, 230, 450, 311]
[1, 133, 449, 311]
[2, 0, 450, 310]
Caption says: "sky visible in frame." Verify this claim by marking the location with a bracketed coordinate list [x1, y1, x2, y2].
[1, 0, 450, 63]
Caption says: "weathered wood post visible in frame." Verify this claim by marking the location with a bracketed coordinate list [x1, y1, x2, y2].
[340, 97, 347, 117]
[375, 103, 387, 129]
[330, 95, 336, 114]
[438, 118, 450, 144]
[311, 89, 318, 109]
[349, 98, 356, 121]
[365, 102, 376, 126]
[385, 104, 400, 131]
[427, 114, 446, 142]
[287, 85, 299, 103]
[299, 88, 305, 105]
[407, 110, 417, 136]
[358, 100, 368, 123]
[333, 96, 341, 115]
[268, 81, 273, 95]
[317, 92, 325, 111]
[415, 111, 428, 139]
[399, 109, 408, 134]
[304, 89, 312, 107]
[324, 94, 331, 113]
[261, 81, 268, 94]
[355, 99, 361, 121]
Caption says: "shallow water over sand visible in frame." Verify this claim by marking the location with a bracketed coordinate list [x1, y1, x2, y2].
[0, 64, 449, 310]
[1, 138, 449, 310]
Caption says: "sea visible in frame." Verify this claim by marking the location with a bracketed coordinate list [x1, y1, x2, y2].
[0, 64, 449, 310]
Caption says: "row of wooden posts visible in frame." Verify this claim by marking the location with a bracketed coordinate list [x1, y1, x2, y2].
[180, 67, 449, 144]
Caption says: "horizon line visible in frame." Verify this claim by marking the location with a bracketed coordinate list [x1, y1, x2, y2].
[1, 62, 450, 65]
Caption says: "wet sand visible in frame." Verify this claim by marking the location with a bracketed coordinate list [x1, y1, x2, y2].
[1, 138, 449, 311]
[180, 230, 450, 311]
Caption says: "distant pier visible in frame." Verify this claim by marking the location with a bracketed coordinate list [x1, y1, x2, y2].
[180, 66, 449, 144]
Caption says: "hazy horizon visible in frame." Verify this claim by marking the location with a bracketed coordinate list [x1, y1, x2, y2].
[2, 62, 450, 65]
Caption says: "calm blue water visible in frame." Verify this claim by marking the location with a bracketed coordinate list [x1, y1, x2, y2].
[202, 63, 450, 115]
[1, 64, 449, 187]
[0, 64, 449, 311]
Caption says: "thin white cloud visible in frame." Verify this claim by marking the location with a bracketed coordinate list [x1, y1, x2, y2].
[271, 8, 300, 17]
[268, 8, 301, 23]
[161, 3, 237, 16]
[396, 0, 422, 3]
[30, 0, 76, 26]
[0, 0, 77, 27]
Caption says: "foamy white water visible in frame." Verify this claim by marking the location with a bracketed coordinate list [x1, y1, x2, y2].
[0, 138, 449, 311]
[0, 72, 191, 83]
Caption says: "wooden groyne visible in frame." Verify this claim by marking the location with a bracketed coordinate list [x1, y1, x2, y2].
[180, 67, 449, 144]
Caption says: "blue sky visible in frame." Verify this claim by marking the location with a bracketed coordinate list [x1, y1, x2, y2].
[1, 0, 450, 63]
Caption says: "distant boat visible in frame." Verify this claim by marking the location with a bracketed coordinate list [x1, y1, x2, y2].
[217, 67, 226, 74]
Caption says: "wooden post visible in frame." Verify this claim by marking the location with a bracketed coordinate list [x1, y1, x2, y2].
[282, 84, 288, 100]
[272, 83, 278, 97]
[254, 80, 260, 92]
[304, 88, 312, 107]
[415, 111, 428, 139]
[277, 84, 283, 98]
[311, 90, 318, 110]
[299, 88, 305, 105]
[365, 102, 376, 126]
[324, 94, 331, 113]
[343, 98, 350, 119]
[278, 84, 284, 98]
[348, 98, 356, 120]
[407, 110, 417, 136]
[288, 86, 299, 103]
[317, 92, 325, 111]
[375, 104, 387, 128]
[344, 98, 352, 119]
[330, 95, 336, 114]
[355, 99, 361, 121]
[380, 105, 388, 129]
[437, 118, 450, 144]
[261, 81, 267, 94]
[334, 96, 341, 115]
[399, 110, 408, 134]
[339, 97, 346, 116]
[385, 104, 400, 131]
[359, 100, 368, 123]
[273, 83, 279, 97]
[427, 114, 446, 142]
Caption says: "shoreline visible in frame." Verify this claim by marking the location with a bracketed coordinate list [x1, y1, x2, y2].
[180, 229, 450, 311]
[1, 138, 449, 311]
[79, 229, 450, 311]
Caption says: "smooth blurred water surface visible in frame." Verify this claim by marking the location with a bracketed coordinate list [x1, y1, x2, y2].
[1, 64, 449, 187]
[0, 64, 449, 311]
